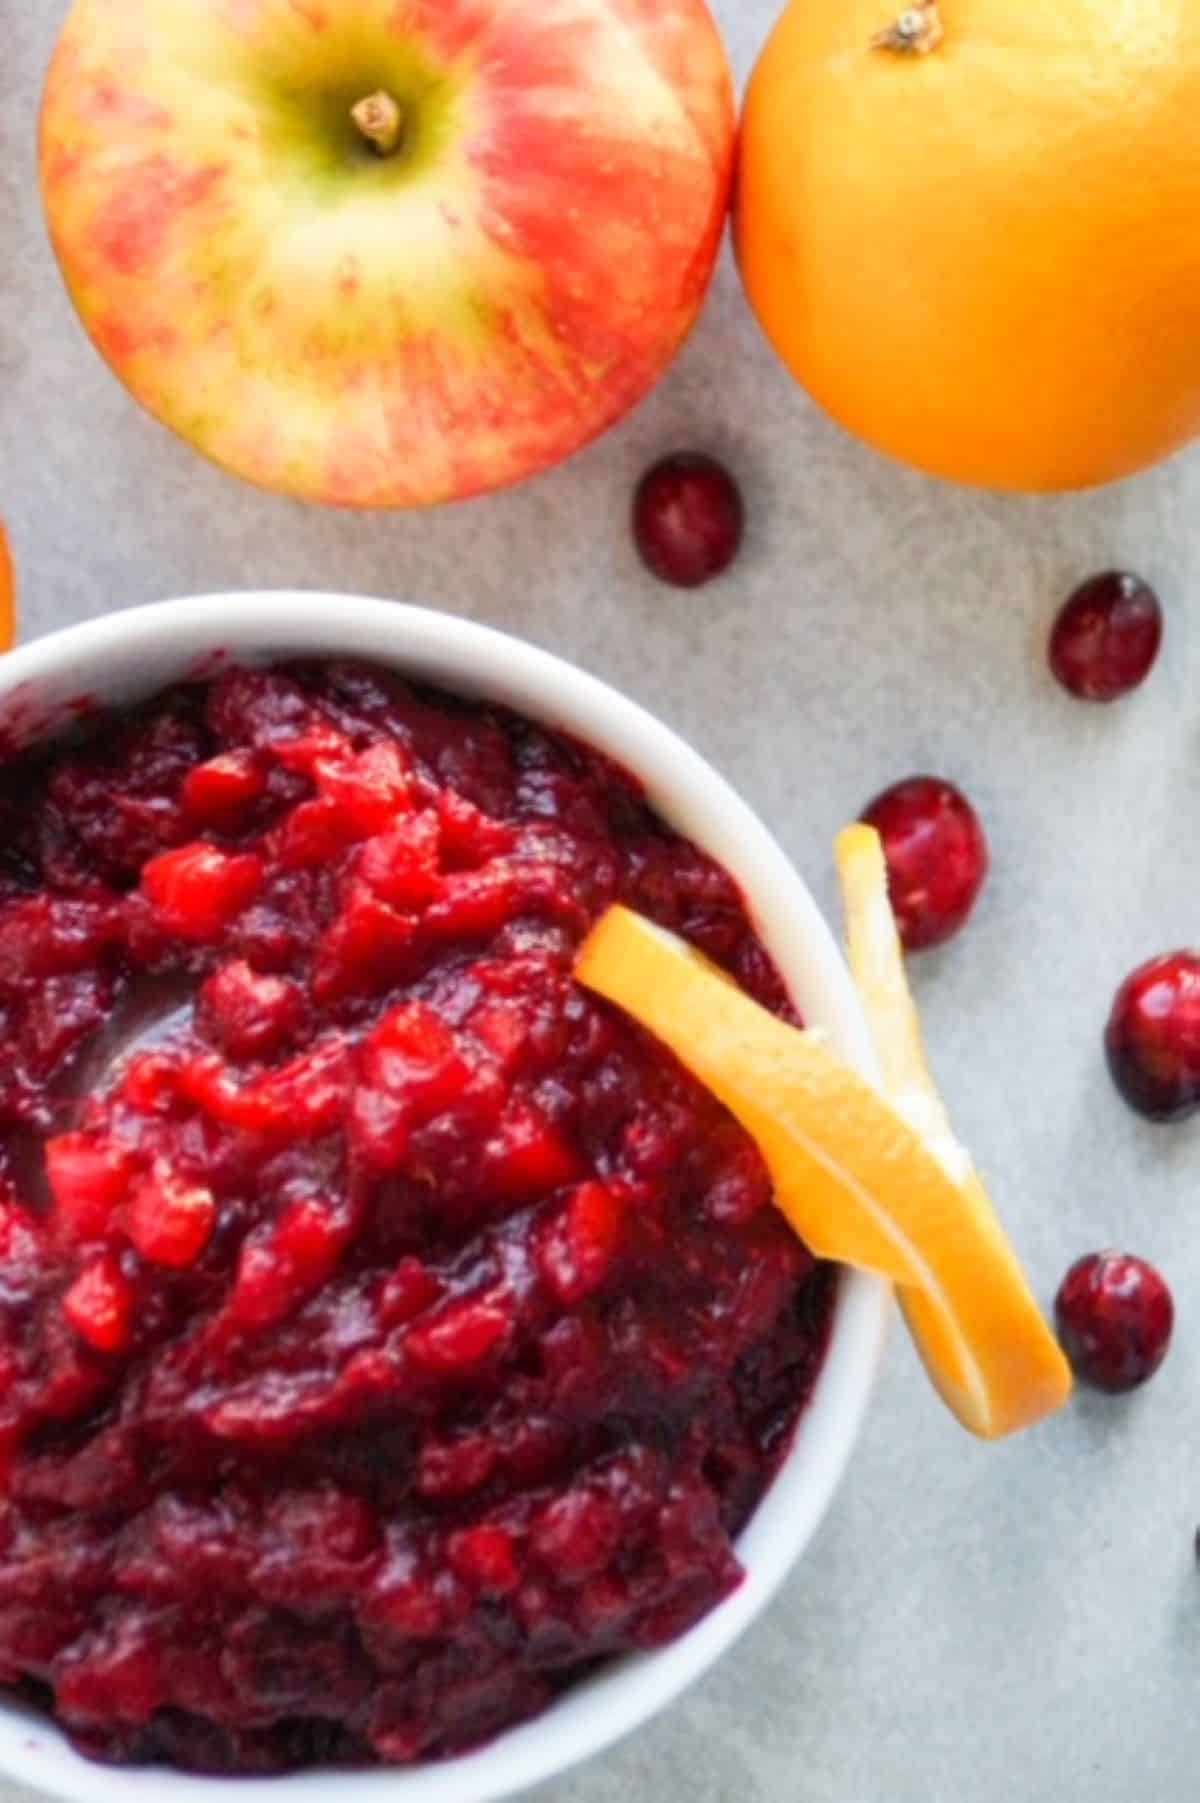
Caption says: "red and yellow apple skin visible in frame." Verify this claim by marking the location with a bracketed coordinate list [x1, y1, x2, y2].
[41, 0, 735, 509]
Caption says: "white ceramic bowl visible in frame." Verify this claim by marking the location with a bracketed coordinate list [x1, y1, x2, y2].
[0, 594, 889, 1803]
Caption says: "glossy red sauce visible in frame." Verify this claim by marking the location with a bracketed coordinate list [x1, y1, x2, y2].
[0, 660, 833, 1773]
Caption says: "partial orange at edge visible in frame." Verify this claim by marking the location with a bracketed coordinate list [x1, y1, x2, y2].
[575, 894, 1071, 1439]
[0, 526, 17, 654]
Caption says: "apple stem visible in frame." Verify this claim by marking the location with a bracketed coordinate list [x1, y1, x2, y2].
[872, 0, 943, 53]
[351, 91, 405, 157]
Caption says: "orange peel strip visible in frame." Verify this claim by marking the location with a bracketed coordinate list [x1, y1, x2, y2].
[576, 889, 1070, 1439]
[835, 825, 1071, 1435]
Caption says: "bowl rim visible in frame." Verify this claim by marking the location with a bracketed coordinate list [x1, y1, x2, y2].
[0, 593, 891, 1803]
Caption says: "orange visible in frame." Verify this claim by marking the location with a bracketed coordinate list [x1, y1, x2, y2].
[576, 899, 1070, 1437]
[735, 0, 1200, 492]
[0, 526, 16, 653]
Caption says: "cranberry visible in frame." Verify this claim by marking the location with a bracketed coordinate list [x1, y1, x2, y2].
[538, 1182, 624, 1305]
[633, 453, 744, 589]
[314, 897, 419, 1007]
[182, 752, 266, 827]
[1055, 1251, 1173, 1392]
[45, 1135, 133, 1246]
[437, 790, 515, 868]
[197, 961, 305, 1062]
[141, 844, 264, 944]
[860, 776, 989, 951]
[532, 1489, 621, 1583]
[369, 1570, 445, 1639]
[406, 1293, 515, 1376]
[230, 1198, 350, 1328]
[1105, 951, 1200, 1120]
[314, 742, 411, 836]
[125, 1164, 216, 1270]
[484, 1100, 583, 1201]
[448, 1526, 520, 1597]
[182, 1040, 352, 1139]
[63, 1256, 136, 1355]
[1049, 571, 1162, 701]
[379, 1259, 443, 1329]
[417, 1436, 498, 1500]
[274, 797, 350, 870]
[359, 812, 442, 909]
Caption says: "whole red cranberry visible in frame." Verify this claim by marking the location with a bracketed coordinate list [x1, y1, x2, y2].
[1105, 951, 1200, 1121]
[1055, 1251, 1174, 1393]
[1049, 571, 1162, 701]
[860, 776, 989, 951]
[633, 453, 744, 589]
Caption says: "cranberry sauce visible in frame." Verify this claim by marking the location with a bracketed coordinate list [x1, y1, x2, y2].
[0, 659, 833, 1773]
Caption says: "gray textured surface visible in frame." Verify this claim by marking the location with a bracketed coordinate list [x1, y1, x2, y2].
[5, 3, 1200, 1799]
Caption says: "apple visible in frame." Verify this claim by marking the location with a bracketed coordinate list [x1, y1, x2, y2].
[41, 0, 734, 509]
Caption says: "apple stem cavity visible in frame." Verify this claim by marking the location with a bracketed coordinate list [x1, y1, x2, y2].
[872, 0, 943, 53]
[351, 91, 405, 157]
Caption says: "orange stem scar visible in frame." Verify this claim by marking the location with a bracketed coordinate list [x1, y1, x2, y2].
[872, 1, 944, 53]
